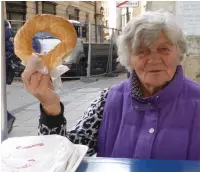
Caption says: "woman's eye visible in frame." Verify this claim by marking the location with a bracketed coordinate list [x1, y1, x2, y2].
[138, 50, 147, 54]
[160, 48, 170, 53]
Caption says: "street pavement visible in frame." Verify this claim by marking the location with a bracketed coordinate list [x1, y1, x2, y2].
[7, 74, 126, 137]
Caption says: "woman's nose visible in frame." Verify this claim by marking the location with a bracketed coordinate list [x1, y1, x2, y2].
[147, 52, 162, 64]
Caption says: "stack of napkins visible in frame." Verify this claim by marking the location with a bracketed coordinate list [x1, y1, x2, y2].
[1, 135, 88, 172]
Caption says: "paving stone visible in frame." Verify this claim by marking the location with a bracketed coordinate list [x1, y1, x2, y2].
[28, 131, 38, 136]
[24, 117, 39, 127]
[14, 110, 39, 122]
[61, 93, 85, 102]
[75, 101, 93, 111]
[7, 90, 37, 111]
[9, 126, 31, 137]
[74, 93, 100, 102]
[75, 88, 101, 93]
[25, 104, 40, 110]
[63, 101, 84, 112]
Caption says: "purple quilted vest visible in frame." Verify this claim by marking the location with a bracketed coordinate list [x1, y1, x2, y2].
[97, 66, 200, 160]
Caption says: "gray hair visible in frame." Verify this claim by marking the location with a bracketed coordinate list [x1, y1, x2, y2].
[116, 10, 188, 70]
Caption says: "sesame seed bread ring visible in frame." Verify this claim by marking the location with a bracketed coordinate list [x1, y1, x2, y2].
[14, 14, 77, 70]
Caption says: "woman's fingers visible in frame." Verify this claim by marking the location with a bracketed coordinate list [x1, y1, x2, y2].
[22, 54, 45, 86]
[26, 54, 44, 71]
[22, 54, 50, 94]
[36, 74, 51, 95]
[30, 72, 42, 91]
[23, 72, 52, 100]
[22, 68, 37, 87]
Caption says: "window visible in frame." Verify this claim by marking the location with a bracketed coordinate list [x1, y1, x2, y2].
[128, 12, 131, 22]
[85, 13, 89, 23]
[67, 5, 80, 21]
[84, 1, 95, 6]
[121, 14, 125, 28]
[82, 25, 87, 38]
[105, 20, 108, 27]
[74, 25, 81, 37]
[42, 1, 57, 15]
[6, 1, 27, 34]
[75, 9, 79, 20]
[69, 9, 79, 21]
[71, 23, 87, 38]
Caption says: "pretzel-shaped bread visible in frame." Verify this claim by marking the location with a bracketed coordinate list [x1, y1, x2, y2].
[14, 14, 77, 69]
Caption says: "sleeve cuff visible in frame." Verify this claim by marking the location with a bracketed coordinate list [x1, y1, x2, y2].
[39, 102, 66, 128]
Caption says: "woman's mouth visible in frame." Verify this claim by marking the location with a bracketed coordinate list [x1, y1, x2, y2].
[149, 70, 162, 73]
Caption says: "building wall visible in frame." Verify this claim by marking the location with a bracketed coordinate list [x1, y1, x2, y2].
[3, 1, 6, 18]
[4, 1, 96, 24]
[131, 1, 143, 17]
[4, 1, 104, 43]
[101, 1, 109, 23]
[26, 1, 36, 20]
[146, 1, 175, 13]
[116, 8, 122, 30]
[146, 1, 200, 82]
[56, 1, 95, 24]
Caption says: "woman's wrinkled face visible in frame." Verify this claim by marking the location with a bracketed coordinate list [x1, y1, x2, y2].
[130, 32, 181, 88]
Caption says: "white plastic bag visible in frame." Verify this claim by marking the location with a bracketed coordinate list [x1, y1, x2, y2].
[50, 64, 69, 90]
[1, 135, 88, 172]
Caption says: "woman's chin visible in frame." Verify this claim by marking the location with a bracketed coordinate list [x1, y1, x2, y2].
[144, 76, 169, 88]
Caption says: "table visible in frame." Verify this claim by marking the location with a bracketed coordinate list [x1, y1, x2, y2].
[76, 157, 200, 172]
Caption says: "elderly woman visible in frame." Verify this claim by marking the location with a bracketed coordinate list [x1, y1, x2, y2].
[22, 11, 200, 160]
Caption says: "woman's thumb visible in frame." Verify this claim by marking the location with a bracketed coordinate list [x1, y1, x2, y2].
[26, 53, 48, 74]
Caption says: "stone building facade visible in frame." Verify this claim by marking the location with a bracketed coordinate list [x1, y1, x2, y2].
[3, 1, 105, 42]
[146, 1, 200, 82]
